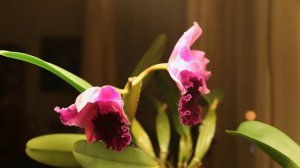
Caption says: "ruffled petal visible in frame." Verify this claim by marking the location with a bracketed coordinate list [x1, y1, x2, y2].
[190, 50, 206, 62]
[178, 71, 203, 125]
[54, 104, 78, 126]
[92, 111, 131, 151]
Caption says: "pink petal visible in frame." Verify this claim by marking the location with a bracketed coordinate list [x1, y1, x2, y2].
[54, 104, 78, 126]
[55, 102, 98, 128]
[168, 56, 208, 94]
[85, 123, 97, 143]
[98, 85, 122, 102]
[198, 78, 210, 94]
[96, 100, 129, 124]
[187, 22, 202, 46]
[55, 84, 132, 150]
[190, 50, 206, 62]
[179, 45, 192, 61]
[76, 102, 98, 127]
[169, 22, 202, 62]
[75, 86, 123, 113]
[76, 87, 102, 111]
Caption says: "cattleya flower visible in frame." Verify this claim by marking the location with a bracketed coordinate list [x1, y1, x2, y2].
[168, 22, 211, 126]
[54, 86, 131, 151]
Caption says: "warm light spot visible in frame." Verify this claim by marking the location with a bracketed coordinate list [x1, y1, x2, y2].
[245, 110, 256, 121]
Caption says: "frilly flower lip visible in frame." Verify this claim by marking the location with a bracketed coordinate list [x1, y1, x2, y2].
[54, 86, 131, 151]
[168, 22, 211, 126]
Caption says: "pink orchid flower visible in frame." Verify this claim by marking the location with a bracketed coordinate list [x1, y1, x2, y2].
[54, 86, 131, 151]
[168, 22, 211, 126]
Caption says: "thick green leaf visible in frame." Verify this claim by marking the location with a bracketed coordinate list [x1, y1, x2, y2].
[131, 34, 166, 77]
[154, 71, 190, 136]
[73, 140, 159, 168]
[188, 99, 219, 168]
[131, 119, 156, 157]
[26, 133, 85, 167]
[178, 134, 193, 168]
[155, 102, 170, 161]
[123, 80, 142, 122]
[227, 121, 300, 168]
[0, 50, 92, 92]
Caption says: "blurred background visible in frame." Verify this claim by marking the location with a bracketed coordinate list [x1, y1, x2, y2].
[0, 0, 299, 168]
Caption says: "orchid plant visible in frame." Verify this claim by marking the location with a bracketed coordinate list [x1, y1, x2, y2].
[1, 22, 221, 168]
[2, 22, 299, 168]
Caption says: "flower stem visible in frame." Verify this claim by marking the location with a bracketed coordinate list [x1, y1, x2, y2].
[117, 63, 168, 95]
[132, 63, 168, 87]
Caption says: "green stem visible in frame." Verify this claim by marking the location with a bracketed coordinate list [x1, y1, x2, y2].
[131, 63, 168, 87]
[117, 63, 167, 95]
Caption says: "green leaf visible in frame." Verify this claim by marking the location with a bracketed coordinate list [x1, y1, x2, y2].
[227, 121, 300, 168]
[129, 34, 166, 91]
[123, 80, 142, 122]
[188, 99, 219, 168]
[0, 50, 92, 92]
[155, 102, 170, 161]
[178, 134, 193, 168]
[26, 133, 85, 167]
[131, 119, 156, 158]
[154, 71, 190, 136]
[73, 140, 160, 168]
[131, 34, 166, 77]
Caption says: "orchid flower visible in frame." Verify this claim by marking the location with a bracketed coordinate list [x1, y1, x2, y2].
[54, 86, 131, 151]
[168, 22, 211, 126]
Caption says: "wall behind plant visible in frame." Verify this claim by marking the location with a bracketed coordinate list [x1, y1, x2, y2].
[0, 0, 85, 166]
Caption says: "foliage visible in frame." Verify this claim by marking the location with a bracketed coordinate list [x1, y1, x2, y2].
[227, 121, 300, 168]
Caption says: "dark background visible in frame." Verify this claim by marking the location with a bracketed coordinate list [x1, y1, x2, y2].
[0, 0, 186, 167]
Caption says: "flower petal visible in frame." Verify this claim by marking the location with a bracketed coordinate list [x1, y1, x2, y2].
[76, 87, 102, 111]
[54, 104, 78, 126]
[96, 101, 129, 124]
[178, 71, 203, 125]
[169, 22, 202, 62]
[92, 111, 131, 151]
[55, 85, 131, 150]
[85, 123, 97, 143]
[98, 85, 122, 102]
[55, 102, 98, 128]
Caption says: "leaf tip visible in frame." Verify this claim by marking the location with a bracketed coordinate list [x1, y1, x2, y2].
[158, 34, 167, 41]
[0, 50, 8, 55]
[225, 130, 236, 134]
